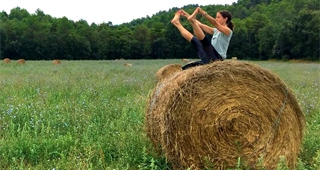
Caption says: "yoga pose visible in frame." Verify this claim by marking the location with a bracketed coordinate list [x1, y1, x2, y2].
[171, 7, 234, 70]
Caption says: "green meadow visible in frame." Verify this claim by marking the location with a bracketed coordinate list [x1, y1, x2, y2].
[0, 60, 319, 170]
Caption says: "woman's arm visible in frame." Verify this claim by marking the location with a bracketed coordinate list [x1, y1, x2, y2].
[197, 7, 231, 36]
[196, 20, 214, 35]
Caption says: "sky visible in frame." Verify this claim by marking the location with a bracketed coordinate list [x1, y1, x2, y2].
[1, 0, 237, 25]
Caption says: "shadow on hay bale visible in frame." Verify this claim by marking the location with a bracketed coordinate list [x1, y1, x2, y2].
[145, 60, 305, 170]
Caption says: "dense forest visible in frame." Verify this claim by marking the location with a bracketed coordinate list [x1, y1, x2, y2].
[0, 0, 319, 61]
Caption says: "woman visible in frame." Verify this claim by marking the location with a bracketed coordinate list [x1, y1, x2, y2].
[171, 7, 234, 70]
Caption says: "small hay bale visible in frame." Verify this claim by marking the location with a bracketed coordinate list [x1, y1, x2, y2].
[52, 59, 61, 65]
[3, 58, 11, 63]
[17, 59, 26, 64]
[124, 63, 132, 67]
[155, 64, 182, 82]
[182, 58, 190, 63]
[145, 60, 305, 170]
[232, 57, 238, 60]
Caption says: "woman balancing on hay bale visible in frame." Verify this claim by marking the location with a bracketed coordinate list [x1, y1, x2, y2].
[171, 7, 234, 70]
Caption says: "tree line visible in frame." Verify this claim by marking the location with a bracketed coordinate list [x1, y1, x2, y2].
[0, 0, 319, 61]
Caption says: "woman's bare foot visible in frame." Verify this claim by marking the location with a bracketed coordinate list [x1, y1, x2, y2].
[187, 8, 199, 21]
[179, 9, 190, 18]
[171, 11, 181, 25]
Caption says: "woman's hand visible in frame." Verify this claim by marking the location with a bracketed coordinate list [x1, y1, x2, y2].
[196, 7, 206, 16]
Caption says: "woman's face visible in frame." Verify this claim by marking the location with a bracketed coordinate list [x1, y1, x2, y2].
[215, 12, 227, 25]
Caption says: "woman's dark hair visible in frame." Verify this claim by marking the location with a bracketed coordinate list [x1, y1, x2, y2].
[219, 10, 234, 31]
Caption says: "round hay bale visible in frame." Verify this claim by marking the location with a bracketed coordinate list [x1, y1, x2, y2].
[3, 58, 11, 63]
[17, 59, 26, 64]
[145, 60, 305, 169]
[52, 59, 61, 65]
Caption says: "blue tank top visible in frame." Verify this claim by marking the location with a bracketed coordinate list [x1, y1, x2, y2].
[211, 28, 233, 60]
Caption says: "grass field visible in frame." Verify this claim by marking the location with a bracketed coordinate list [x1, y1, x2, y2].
[0, 59, 319, 170]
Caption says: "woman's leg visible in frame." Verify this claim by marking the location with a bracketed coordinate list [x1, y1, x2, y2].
[200, 38, 222, 62]
[171, 10, 193, 42]
[190, 37, 210, 64]
[180, 9, 206, 41]
[181, 9, 222, 62]
[171, 10, 210, 67]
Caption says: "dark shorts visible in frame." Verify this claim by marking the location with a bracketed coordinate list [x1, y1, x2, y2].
[191, 36, 222, 64]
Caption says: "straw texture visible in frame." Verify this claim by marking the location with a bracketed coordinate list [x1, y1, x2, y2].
[145, 60, 305, 169]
